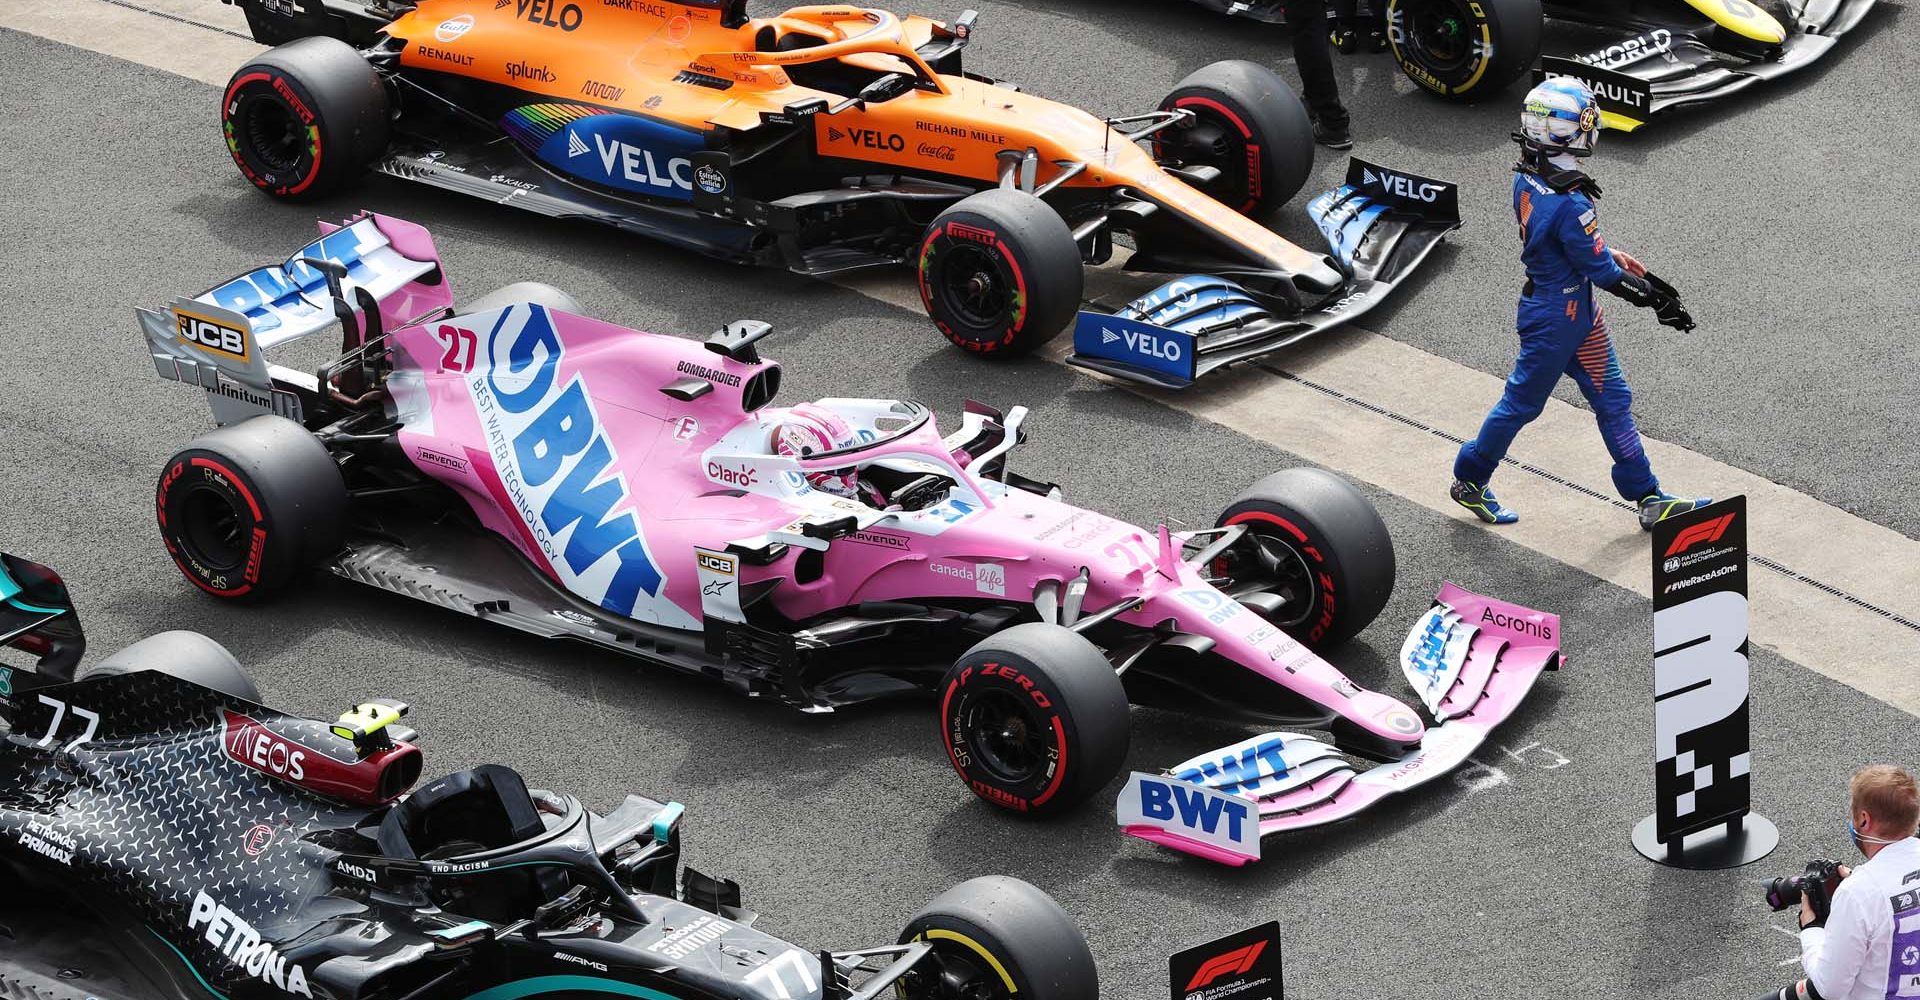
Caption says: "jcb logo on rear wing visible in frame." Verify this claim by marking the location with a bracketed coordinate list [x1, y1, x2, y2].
[175, 309, 251, 362]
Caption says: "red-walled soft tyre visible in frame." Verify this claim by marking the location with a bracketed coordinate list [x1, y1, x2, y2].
[156, 415, 347, 602]
[917, 189, 1083, 357]
[1213, 467, 1396, 647]
[937, 622, 1128, 817]
[222, 36, 389, 200]
[1157, 60, 1315, 217]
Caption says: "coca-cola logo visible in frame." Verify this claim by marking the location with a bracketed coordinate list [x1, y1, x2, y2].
[916, 142, 956, 161]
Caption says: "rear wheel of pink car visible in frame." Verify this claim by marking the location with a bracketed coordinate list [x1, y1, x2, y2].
[918, 190, 1083, 358]
[156, 415, 347, 601]
[897, 876, 1099, 1000]
[223, 37, 389, 200]
[938, 623, 1128, 817]
[1157, 60, 1316, 217]
[1213, 468, 1395, 647]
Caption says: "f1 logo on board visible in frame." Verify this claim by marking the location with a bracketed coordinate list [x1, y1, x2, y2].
[1186, 941, 1267, 991]
[1168, 921, 1283, 1000]
[1362, 166, 1443, 203]
[1664, 512, 1736, 557]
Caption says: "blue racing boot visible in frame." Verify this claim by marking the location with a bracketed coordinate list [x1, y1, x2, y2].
[1639, 490, 1712, 531]
[1451, 480, 1518, 524]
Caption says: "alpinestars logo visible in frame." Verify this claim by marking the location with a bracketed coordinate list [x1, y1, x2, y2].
[1664, 511, 1735, 557]
[1185, 940, 1267, 991]
[186, 891, 313, 997]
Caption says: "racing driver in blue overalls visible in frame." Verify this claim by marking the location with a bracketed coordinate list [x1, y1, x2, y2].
[1451, 77, 1707, 530]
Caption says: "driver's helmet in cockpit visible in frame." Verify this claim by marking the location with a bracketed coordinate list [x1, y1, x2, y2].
[771, 403, 861, 496]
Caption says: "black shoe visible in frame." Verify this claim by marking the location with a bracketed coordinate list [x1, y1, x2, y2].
[1367, 26, 1388, 52]
[1312, 118, 1353, 150]
[1330, 25, 1359, 53]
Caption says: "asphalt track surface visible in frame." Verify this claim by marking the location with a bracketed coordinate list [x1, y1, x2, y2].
[0, 4, 1917, 997]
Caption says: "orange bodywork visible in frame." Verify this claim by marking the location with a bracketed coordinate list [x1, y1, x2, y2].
[384, 1, 1324, 272]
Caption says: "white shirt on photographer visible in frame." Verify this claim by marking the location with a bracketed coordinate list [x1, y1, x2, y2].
[1801, 837, 1920, 999]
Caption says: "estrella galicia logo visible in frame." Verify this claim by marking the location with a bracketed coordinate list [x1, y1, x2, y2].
[468, 305, 685, 624]
[695, 163, 727, 195]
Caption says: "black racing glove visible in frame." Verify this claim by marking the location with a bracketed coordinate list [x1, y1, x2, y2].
[1604, 272, 1696, 332]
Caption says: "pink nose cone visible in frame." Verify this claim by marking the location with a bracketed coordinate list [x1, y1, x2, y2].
[1351, 689, 1425, 744]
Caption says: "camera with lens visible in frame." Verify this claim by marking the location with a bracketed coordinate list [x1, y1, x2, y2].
[1764, 859, 1846, 916]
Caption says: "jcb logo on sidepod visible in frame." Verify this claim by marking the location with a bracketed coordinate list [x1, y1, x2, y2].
[176, 311, 249, 361]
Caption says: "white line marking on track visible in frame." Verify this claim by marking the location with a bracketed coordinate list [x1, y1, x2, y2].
[13, 0, 1918, 710]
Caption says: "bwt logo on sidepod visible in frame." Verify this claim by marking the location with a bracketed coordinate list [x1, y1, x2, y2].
[475, 305, 667, 617]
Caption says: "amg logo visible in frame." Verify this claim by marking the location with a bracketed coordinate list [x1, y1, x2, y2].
[555, 951, 609, 971]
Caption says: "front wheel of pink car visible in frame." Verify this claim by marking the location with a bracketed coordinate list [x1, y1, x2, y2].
[938, 623, 1129, 817]
[1213, 467, 1396, 647]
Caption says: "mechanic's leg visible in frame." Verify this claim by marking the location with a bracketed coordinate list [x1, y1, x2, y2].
[1453, 319, 1578, 486]
[1561, 310, 1658, 501]
[1282, 0, 1348, 127]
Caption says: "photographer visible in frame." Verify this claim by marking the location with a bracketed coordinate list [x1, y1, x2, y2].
[1763, 765, 1920, 1000]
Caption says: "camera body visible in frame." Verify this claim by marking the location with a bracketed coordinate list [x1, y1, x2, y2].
[1764, 859, 1846, 917]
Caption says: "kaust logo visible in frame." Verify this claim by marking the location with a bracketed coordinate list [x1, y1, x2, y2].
[473, 305, 671, 619]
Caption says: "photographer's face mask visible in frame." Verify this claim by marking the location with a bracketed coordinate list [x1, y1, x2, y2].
[1850, 814, 1902, 853]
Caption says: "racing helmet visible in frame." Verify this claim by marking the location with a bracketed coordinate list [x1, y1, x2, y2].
[771, 403, 860, 496]
[1519, 78, 1601, 157]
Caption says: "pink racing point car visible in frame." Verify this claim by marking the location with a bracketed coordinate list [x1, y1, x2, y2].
[138, 213, 1553, 839]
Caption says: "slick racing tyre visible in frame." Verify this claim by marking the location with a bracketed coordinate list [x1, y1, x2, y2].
[1157, 60, 1315, 216]
[1386, 0, 1541, 99]
[938, 623, 1128, 816]
[918, 190, 1083, 357]
[156, 415, 348, 601]
[80, 631, 262, 703]
[897, 876, 1099, 1000]
[1213, 468, 1395, 647]
[223, 36, 390, 200]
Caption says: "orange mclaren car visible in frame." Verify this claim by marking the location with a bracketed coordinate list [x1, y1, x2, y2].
[220, 0, 1459, 385]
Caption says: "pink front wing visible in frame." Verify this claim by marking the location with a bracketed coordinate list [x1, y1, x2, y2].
[1120, 582, 1562, 864]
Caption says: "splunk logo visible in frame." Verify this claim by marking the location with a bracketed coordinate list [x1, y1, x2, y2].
[185, 891, 313, 997]
[471, 305, 667, 617]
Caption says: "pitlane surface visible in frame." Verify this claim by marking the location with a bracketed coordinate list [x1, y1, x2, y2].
[1, 22, 1917, 1000]
[915, 0, 1920, 538]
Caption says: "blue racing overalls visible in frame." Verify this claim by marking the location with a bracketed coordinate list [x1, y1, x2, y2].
[1453, 168, 1660, 502]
